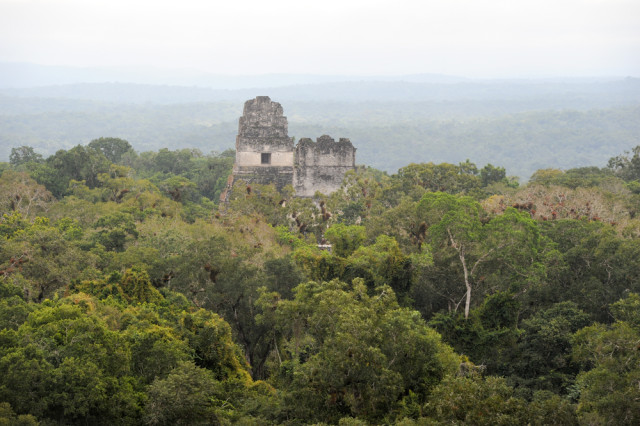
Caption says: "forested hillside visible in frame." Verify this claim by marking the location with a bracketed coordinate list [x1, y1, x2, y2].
[1, 138, 639, 424]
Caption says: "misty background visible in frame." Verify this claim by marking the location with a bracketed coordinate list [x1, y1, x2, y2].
[1, 62, 639, 179]
[0, 0, 638, 179]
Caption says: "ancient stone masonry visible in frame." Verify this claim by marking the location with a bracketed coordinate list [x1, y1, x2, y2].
[294, 135, 356, 197]
[226, 96, 356, 198]
[232, 96, 295, 191]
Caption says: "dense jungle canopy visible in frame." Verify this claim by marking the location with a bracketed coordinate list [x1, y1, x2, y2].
[1, 138, 640, 424]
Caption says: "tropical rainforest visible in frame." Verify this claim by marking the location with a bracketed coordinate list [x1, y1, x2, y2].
[1, 137, 640, 425]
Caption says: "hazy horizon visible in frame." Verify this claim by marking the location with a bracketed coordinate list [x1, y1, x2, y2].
[1, 0, 638, 81]
[0, 60, 637, 91]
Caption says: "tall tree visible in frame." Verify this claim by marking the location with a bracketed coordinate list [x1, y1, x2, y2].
[0, 171, 54, 217]
[608, 144, 640, 182]
[9, 146, 43, 166]
[418, 192, 540, 318]
[87, 137, 134, 164]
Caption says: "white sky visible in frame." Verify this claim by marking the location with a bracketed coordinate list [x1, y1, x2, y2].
[0, 0, 638, 77]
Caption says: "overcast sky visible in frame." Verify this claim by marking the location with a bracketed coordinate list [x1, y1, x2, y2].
[0, 0, 638, 78]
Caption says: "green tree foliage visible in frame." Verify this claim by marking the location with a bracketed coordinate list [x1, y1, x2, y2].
[423, 373, 578, 425]
[156, 175, 197, 203]
[129, 148, 234, 203]
[129, 212, 303, 380]
[571, 293, 640, 425]
[291, 244, 344, 282]
[536, 219, 640, 321]
[176, 308, 250, 380]
[608, 144, 640, 182]
[3, 141, 640, 423]
[394, 161, 482, 198]
[510, 302, 591, 395]
[528, 168, 566, 186]
[257, 279, 459, 423]
[418, 192, 486, 318]
[93, 211, 139, 252]
[529, 166, 615, 189]
[428, 293, 521, 376]
[95, 164, 141, 204]
[143, 361, 227, 425]
[87, 137, 134, 164]
[11, 143, 233, 207]
[9, 146, 43, 167]
[424, 374, 526, 425]
[227, 181, 291, 227]
[480, 163, 507, 187]
[326, 166, 392, 224]
[0, 402, 39, 425]
[0, 214, 99, 301]
[0, 300, 144, 423]
[119, 267, 161, 304]
[0, 286, 261, 424]
[418, 193, 541, 318]
[0, 171, 54, 218]
[73, 267, 163, 305]
[45, 145, 111, 195]
[343, 235, 413, 299]
[324, 224, 366, 257]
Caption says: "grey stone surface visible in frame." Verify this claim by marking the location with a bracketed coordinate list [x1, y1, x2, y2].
[236, 96, 292, 152]
[294, 135, 356, 197]
[233, 96, 294, 191]
[230, 96, 356, 196]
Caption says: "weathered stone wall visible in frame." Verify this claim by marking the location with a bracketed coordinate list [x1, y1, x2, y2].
[293, 135, 356, 197]
[236, 96, 292, 153]
[230, 97, 356, 196]
[236, 151, 293, 167]
[233, 96, 294, 191]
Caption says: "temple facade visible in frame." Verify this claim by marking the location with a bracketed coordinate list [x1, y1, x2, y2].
[229, 96, 356, 197]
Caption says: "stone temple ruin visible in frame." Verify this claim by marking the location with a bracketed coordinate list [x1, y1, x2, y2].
[227, 96, 356, 198]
